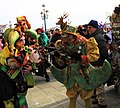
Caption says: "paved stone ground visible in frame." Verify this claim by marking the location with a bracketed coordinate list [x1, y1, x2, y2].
[26, 70, 120, 108]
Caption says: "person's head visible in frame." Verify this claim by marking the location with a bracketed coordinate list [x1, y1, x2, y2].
[81, 24, 89, 36]
[36, 28, 44, 34]
[25, 29, 38, 46]
[53, 28, 62, 35]
[55, 28, 59, 32]
[15, 36, 25, 50]
[62, 33, 77, 44]
[76, 24, 89, 37]
[87, 20, 98, 35]
[62, 25, 78, 44]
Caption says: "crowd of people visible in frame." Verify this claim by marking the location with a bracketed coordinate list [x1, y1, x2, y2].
[0, 14, 118, 108]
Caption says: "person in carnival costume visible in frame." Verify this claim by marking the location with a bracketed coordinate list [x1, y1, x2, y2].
[0, 16, 39, 108]
[50, 25, 112, 108]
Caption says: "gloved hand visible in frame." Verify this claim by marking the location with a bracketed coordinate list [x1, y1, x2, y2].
[70, 52, 81, 61]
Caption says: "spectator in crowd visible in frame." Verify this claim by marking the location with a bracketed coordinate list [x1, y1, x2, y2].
[49, 28, 62, 63]
[87, 20, 108, 108]
[50, 28, 62, 44]
[76, 24, 91, 39]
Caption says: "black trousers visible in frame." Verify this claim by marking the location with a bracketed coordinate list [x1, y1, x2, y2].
[37, 62, 49, 79]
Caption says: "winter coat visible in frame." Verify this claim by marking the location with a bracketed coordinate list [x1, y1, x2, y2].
[90, 28, 108, 66]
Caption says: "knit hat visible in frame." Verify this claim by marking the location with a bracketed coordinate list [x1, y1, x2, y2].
[88, 20, 98, 28]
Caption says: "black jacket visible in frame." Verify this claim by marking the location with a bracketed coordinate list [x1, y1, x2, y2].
[90, 28, 108, 66]
[50, 33, 61, 44]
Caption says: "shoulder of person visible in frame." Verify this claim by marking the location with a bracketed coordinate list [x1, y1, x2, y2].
[73, 34, 86, 45]
[94, 33, 106, 42]
[77, 34, 87, 42]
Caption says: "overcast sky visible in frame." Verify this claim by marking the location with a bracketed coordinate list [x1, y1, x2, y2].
[0, 0, 120, 30]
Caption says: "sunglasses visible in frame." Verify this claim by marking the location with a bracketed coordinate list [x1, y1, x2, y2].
[87, 26, 93, 29]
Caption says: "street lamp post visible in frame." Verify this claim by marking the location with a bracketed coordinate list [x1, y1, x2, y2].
[40, 4, 48, 31]
[9, 21, 12, 28]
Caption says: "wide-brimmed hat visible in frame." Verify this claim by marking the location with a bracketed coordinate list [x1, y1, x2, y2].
[62, 25, 78, 37]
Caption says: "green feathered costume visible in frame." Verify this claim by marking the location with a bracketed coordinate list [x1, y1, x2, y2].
[50, 25, 112, 91]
